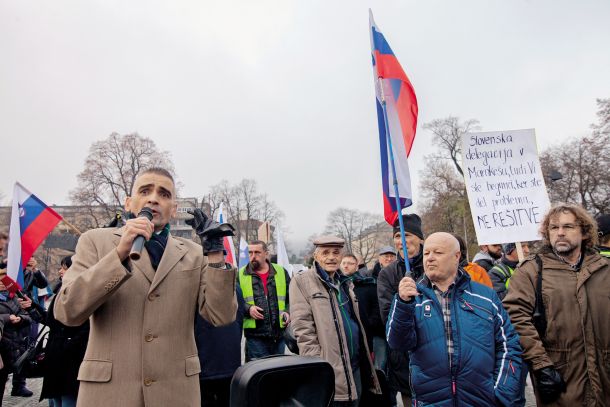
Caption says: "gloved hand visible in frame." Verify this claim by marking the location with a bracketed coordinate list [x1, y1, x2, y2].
[535, 367, 566, 404]
[185, 208, 235, 255]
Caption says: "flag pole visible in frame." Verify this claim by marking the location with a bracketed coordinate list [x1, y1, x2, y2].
[379, 77, 411, 277]
[60, 219, 82, 235]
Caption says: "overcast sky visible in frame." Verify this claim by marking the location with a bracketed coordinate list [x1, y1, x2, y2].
[1, 0, 609, 251]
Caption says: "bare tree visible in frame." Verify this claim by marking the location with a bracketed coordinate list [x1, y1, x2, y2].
[591, 98, 610, 137]
[235, 179, 262, 242]
[324, 208, 389, 264]
[200, 179, 285, 248]
[423, 116, 480, 176]
[70, 132, 175, 228]
[418, 158, 478, 255]
[259, 193, 285, 225]
[540, 99, 610, 215]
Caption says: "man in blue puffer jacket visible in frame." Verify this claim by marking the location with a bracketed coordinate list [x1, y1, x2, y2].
[386, 232, 523, 406]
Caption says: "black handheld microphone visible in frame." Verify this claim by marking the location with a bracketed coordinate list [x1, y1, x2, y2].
[129, 207, 154, 261]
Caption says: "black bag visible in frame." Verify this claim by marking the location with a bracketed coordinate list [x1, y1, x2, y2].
[14, 329, 49, 378]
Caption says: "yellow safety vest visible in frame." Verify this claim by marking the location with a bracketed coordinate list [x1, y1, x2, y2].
[239, 263, 286, 329]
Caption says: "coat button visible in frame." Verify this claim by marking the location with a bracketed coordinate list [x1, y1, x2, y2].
[144, 378, 154, 386]
[145, 334, 154, 342]
[148, 293, 156, 301]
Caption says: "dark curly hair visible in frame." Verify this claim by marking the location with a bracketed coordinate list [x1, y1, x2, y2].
[539, 203, 598, 250]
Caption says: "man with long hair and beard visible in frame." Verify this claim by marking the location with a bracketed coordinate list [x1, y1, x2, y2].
[504, 203, 610, 406]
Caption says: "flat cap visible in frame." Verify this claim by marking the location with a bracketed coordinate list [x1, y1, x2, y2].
[378, 246, 396, 255]
[313, 235, 345, 247]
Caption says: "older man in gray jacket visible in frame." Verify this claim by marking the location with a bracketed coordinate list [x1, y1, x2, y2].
[290, 236, 381, 407]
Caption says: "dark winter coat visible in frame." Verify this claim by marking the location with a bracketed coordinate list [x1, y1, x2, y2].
[195, 286, 246, 380]
[377, 247, 424, 394]
[40, 296, 90, 400]
[377, 248, 425, 325]
[0, 293, 33, 370]
[238, 261, 290, 339]
[348, 273, 384, 343]
[23, 269, 49, 304]
[387, 272, 523, 406]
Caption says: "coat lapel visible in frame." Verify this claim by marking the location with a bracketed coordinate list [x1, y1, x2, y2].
[113, 227, 155, 284]
[149, 235, 187, 293]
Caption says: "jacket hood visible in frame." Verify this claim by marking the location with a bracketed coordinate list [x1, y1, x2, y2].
[472, 250, 494, 263]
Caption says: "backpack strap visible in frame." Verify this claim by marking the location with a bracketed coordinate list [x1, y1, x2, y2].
[532, 255, 547, 340]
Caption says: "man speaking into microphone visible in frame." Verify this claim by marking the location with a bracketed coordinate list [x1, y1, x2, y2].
[54, 167, 237, 407]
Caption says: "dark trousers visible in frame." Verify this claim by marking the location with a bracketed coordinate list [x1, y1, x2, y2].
[200, 377, 231, 407]
[11, 372, 26, 389]
[0, 368, 9, 407]
[245, 337, 285, 362]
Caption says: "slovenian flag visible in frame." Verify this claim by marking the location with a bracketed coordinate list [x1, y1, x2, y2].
[369, 10, 418, 225]
[217, 202, 236, 266]
[7, 183, 62, 286]
[238, 237, 249, 270]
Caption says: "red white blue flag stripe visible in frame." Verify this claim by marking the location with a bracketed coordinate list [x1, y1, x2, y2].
[217, 202, 236, 267]
[7, 183, 62, 286]
[369, 10, 418, 225]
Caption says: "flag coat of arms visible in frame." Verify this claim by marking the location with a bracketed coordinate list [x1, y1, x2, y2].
[7, 182, 62, 286]
[369, 10, 418, 225]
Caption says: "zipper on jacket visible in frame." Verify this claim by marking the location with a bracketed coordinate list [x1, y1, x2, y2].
[458, 297, 493, 318]
[503, 360, 515, 385]
[328, 286, 353, 402]
[451, 287, 460, 407]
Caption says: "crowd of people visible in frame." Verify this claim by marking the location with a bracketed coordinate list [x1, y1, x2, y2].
[0, 167, 608, 406]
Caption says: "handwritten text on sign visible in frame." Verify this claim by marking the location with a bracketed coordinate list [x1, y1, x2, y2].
[461, 129, 550, 245]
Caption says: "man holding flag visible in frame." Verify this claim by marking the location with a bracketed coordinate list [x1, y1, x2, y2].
[369, 10, 419, 407]
[377, 214, 425, 406]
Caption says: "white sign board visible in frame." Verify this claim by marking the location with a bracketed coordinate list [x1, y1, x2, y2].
[461, 129, 551, 245]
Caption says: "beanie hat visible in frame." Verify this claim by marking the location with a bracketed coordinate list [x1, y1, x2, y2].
[502, 243, 516, 255]
[596, 214, 610, 237]
[393, 214, 424, 240]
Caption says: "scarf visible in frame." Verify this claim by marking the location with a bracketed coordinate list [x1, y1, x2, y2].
[145, 224, 170, 271]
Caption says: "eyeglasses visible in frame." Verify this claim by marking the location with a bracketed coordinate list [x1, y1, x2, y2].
[548, 223, 580, 232]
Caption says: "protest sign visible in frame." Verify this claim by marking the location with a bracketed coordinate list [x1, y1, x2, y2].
[461, 128, 551, 245]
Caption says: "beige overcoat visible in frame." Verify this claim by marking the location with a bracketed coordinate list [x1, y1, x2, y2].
[54, 226, 237, 407]
[289, 264, 381, 402]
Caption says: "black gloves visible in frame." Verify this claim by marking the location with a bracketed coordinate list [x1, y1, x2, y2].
[535, 367, 566, 404]
[185, 208, 235, 255]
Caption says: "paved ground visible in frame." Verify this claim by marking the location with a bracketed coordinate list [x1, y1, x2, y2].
[3, 374, 537, 406]
[3, 376, 44, 407]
